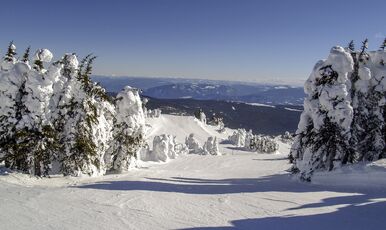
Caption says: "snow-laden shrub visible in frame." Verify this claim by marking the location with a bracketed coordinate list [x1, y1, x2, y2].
[228, 128, 278, 153]
[147, 109, 162, 118]
[203, 137, 221, 155]
[141, 134, 187, 162]
[0, 43, 145, 176]
[228, 129, 255, 148]
[185, 133, 202, 154]
[228, 129, 247, 147]
[250, 135, 279, 153]
[291, 42, 386, 181]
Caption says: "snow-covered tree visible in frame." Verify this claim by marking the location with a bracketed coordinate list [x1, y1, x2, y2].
[194, 109, 206, 124]
[380, 38, 386, 51]
[108, 86, 145, 172]
[292, 41, 386, 180]
[185, 133, 202, 154]
[250, 135, 279, 153]
[1, 41, 17, 71]
[347, 40, 355, 53]
[203, 136, 221, 155]
[4, 41, 16, 62]
[228, 129, 247, 147]
[291, 46, 354, 181]
[0, 42, 147, 177]
[21, 46, 30, 63]
[33, 49, 52, 72]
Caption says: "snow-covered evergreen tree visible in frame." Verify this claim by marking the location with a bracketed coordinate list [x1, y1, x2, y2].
[0, 42, 145, 177]
[1, 41, 17, 70]
[250, 135, 279, 153]
[203, 136, 221, 155]
[292, 41, 386, 180]
[291, 46, 354, 180]
[228, 129, 247, 147]
[108, 86, 145, 172]
[185, 133, 202, 154]
[21, 46, 30, 63]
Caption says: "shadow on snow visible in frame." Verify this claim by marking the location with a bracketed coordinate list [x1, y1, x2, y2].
[75, 171, 386, 229]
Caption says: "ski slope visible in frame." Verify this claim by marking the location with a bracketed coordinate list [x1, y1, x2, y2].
[1, 115, 386, 229]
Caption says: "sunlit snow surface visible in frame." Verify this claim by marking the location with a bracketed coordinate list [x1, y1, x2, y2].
[1, 115, 385, 230]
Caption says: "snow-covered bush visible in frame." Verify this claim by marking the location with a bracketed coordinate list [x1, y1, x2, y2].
[185, 133, 202, 154]
[228, 128, 278, 153]
[250, 135, 279, 153]
[203, 137, 221, 155]
[141, 134, 187, 162]
[291, 41, 386, 181]
[147, 109, 162, 118]
[0, 43, 145, 176]
[228, 129, 247, 147]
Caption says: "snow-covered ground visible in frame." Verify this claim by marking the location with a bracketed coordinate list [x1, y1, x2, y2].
[1, 114, 386, 229]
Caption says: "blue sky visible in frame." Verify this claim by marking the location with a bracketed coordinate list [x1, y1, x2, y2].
[1, 0, 385, 83]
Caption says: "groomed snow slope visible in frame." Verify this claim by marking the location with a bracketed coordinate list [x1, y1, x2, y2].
[0, 115, 386, 229]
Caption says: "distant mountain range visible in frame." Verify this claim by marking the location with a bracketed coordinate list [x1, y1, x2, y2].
[93, 76, 305, 106]
[145, 97, 302, 135]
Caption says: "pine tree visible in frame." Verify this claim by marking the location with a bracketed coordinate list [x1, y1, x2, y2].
[108, 86, 145, 172]
[291, 46, 354, 181]
[359, 38, 369, 63]
[33, 49, 52, 72]
[4, 41, 16, 62]
[21, 46, 30, 63]
[59, 54, 114, 176]
[380, 38, 386, 51]
[347, 40, 355, 52]
[380, 38, 386, 66]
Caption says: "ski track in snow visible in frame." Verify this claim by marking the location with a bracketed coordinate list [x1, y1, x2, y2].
[1, 115, 386, 230]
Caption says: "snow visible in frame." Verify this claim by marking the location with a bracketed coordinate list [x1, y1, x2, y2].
[246, 102, 276, 108]
[1, 114, 385, 229]
[34, 48, 53, 62]
[284, 107, 303, 112]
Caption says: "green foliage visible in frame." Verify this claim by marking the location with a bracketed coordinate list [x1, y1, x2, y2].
[1, 125, 60, 176]
[77, 55, 113, 103]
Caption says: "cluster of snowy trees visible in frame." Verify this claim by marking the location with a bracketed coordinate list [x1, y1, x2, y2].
[0, 42, 145, 176]
[291, 39, 386, 181]
[140, 134, 188, 162]
[185, 133, 221, 155]
[228, 129, 279, 153]
[146, 109, 162, 118]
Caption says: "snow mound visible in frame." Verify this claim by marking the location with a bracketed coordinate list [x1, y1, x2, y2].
[312, 159, 386, 187]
